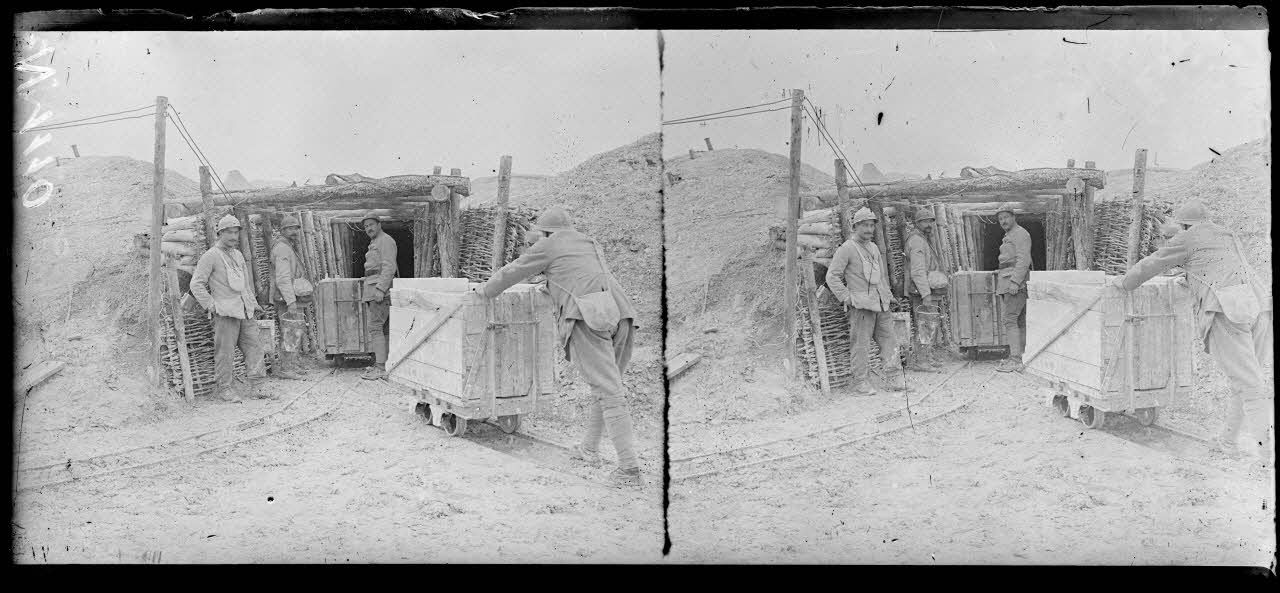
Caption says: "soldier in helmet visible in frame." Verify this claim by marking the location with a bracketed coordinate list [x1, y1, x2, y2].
[995, 203, 1033, 373]
[826, 206, 906, 396]
[476, 205, 645, 488]
[904, 207, 948, 372]
[1116, 199, 1274, 464]
[270, 214, 310, 380]
[189, 214, 271, 402]
[360, 211, 398, 381]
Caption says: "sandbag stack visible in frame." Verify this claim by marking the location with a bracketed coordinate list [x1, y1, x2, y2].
[158, 214, 209, 275]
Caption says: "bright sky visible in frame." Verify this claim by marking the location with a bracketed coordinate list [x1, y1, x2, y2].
[660, 30, 1271, 177]
[16, 31, 659, 184]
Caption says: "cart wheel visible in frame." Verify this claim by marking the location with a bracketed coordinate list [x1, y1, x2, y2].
[1135, 407, 1159, 427]
[1079, 405, 1106, 430]
[441, 413, 467, 437]
[330, 354, 344, 367]
[1052, 395, 1070, 418]
[496, 415, 521, 434]
[414, 401, 432, 421]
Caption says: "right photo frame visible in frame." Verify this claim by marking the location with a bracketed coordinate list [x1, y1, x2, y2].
[661, 25, 1273, 564]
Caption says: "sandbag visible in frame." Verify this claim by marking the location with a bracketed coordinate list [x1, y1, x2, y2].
[162, 229, 201, 242]
[161, 241, 198, 257]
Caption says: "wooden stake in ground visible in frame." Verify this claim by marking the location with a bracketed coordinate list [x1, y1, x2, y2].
[784, 89, 804, 377]
[704, 138, 714, 151]
[800, 260, 832, 396]
[165, 269, 196, 403]
[149, 96, 169, 388]
[71, 144, 80, 158]
[1126, 148, 1148, 268]
[490, 155, 513, 276]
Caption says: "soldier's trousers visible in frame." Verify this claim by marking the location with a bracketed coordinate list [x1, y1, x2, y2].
[850, 308, 901, 385]
[1206, 311, 1274, 449]
[213, 315, 266, 390]
[1000, 289, 1028, 359]
[366, 299, 390, 365]
[568, 318, 639, 471]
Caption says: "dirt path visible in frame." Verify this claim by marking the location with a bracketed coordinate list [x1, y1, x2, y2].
[13, 370, 662, 564]
[667, 363, 1274, 565]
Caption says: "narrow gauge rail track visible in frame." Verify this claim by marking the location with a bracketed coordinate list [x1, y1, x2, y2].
[417, 412, 660, 494]
[17, 373, 348, 492]
[1011, 372, 1267, 478]
[671, 362, 1000, 482]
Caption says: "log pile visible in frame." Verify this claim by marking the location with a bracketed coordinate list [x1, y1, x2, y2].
[458, 205, 537, 282]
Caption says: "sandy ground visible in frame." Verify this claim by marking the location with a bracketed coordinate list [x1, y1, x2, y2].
[14, 362, 663, 564]
[667, 362, 1275, 565]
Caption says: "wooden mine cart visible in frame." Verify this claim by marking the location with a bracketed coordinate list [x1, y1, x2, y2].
[386, 278, 558, 438]
[949, 271, 1009, 358]
[1024, 271, 1195, 429]
[314, 278, 374, 364]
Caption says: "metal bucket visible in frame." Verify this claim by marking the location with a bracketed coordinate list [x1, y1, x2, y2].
[890, 312, 913, 347]
[278, 311, 306, 353]
[914, 304, 942, 345]
[256, 319, 277, 354]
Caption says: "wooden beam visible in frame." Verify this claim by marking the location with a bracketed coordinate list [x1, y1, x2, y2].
[149, 96, 168, 388]
[70, 144, 80, 158]
[869, 201, 894, 288]
[231, 206, 260, 304]
[1082, 184, 1096, 269]
[19, 360, 65, 392]
[1126, 148, 1148, 267]
[490, 155, 513, 276]
[165, 269, 196, 403]
[689, 149, 696, 160]
[800, 260, 832, 396]
[704, 137, 714, 151]
[1066, 178, 1089, 271]
[198, 166, 217, 250]
[784, 89, 804, 377]
[166, 175, 471, 209]
[834, 159, 852, 242]
[666, 352, 703, 380]
[858, 168, 1105, 201]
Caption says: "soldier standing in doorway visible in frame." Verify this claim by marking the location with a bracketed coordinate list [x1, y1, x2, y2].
[904, 207, 948, 372]
[360, 211, 398, 381]
[270, 214, 311, 380]
[995, 203, 1033, 373]
[826, 206, 906, 396]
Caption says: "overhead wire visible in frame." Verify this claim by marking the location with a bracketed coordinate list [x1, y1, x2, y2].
[802, 101, 871, 199]
[19, 104, 155, 133]
[18, 111, 156, 133]
[662, 105, 792, 126]
[662, 97, 791, 125]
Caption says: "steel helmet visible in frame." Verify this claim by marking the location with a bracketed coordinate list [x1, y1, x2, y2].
[851, 207, 877, 226]
[1172, 199, 1209, 226]
[531, 206, 575, 233]
[995, 202, 1019, 216]
[216, 214, 242, 234]
[280, 214, 301, 229]
[360, 211, 380, 225]
[914, 208, 936, 223]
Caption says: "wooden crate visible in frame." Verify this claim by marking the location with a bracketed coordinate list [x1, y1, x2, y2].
[949, 271, 1007, 348]
[314, 278, 371, 356]
[1025, 271, 1194, 412]
[387, 278, 558, 407]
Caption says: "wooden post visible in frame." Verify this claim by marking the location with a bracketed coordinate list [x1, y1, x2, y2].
[800, 260, 831, 396]
[1126, 148, 1148, 267]
[894, 210, 911, 297]
[260, 212, 276, 301]
[1067, 159, 1075, 168]
[1082, 183, 1096, 269]
[71, 144, 80, 158]
[490, 155, 513, 276]
[870, 200, 894, 287]
[1066, 178, 1088, 271]
[325, 217, 341, 279]
[165, 268, 196, 403]
[198, 166, 216, 250]
[689, 149, 696, 160]
[834, 159, 852, 241]
[704, 138, 714, 151]
[784, 89, 804, 376]
[149, 96, 168, 388]
[449, 168, 463, 276]
[232, 207, 257, 304]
